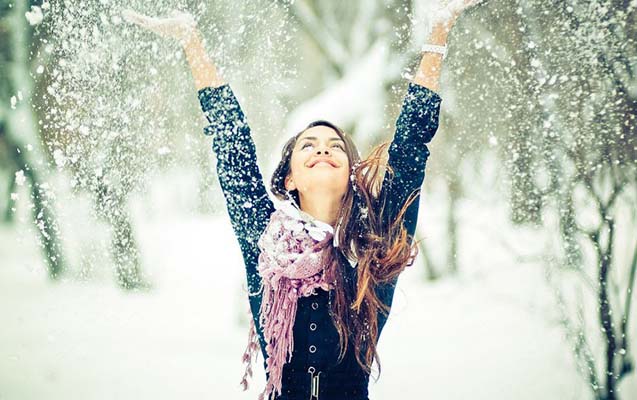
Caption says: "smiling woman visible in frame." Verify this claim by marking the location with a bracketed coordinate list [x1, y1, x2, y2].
[281, 122, 353, 228]
[122, 1, 483, 399]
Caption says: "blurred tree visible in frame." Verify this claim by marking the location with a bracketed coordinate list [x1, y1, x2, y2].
[0, 0, 66, 279]
[464, 0, 637, 398]
[539, 1, 637, 398]
[431, 0, 636, 395]
[19, 0, 155, 289]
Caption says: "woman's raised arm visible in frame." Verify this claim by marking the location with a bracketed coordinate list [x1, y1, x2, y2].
[375, 0, 485, 318]
[382, 0, 486, 208]
[122, 9, 225, 89]
[413, 0, 484, 91]
[123, 10, 275, 300]
[412, 22, 450, 92]
[183, 31, 225, 90]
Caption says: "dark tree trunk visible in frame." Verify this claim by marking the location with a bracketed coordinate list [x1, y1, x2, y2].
[0, 121, 66, 278]
[93, 177, 149, 290]
[2, 174, 17, 223]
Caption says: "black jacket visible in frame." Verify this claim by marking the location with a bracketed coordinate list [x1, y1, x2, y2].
[198, 83, 441, 399]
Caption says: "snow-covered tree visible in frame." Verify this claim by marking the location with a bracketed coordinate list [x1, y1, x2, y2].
[442, 1, 636, 398]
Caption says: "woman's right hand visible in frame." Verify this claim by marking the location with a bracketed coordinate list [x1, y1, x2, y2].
[122, 9, 198, 46]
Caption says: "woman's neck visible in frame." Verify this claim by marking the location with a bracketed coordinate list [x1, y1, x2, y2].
[297, 193, 342, 227]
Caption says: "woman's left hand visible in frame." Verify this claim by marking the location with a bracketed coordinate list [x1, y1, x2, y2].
[434, 0, 486, 30]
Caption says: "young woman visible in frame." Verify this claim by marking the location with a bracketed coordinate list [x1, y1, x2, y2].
[124, 2, 482, 399]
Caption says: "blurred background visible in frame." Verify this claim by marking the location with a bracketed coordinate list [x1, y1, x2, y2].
[1, 0, 636, 399]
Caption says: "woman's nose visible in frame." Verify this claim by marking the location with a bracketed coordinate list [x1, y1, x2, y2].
[315, 146, 330, 155]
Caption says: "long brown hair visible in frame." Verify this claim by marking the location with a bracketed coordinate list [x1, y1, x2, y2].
[270, 120, 421, 377]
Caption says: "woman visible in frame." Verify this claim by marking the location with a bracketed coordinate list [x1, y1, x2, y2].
[124, 2, 481, 399]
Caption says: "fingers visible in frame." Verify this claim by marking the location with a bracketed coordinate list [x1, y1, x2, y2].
[463, 0, 486, 10]
[121, 8, 198, 45]
[434, 0, 485, 25]
[122, 9, 170, 38]
[168, 10, 197, 27]
[168, 10, 185, 17]
[121, 9, 153, 29]
[447, 0, 485, 15]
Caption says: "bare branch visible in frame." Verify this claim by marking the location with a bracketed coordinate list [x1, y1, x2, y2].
[546, 258, 601, 395]
[618, 237, 637, 381]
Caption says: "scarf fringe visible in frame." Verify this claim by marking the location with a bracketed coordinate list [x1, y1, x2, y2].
[240, 318, 260, 391]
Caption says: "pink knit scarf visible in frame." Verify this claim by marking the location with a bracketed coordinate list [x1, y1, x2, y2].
[240, 200, 338, 400]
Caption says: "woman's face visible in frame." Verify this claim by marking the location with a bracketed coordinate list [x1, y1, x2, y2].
[285, 125, 351, 200]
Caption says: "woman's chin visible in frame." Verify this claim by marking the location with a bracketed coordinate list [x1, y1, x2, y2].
[298, 178, 348, 193]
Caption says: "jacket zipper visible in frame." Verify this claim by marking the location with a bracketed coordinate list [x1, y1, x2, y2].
[308, 367, 321, 399]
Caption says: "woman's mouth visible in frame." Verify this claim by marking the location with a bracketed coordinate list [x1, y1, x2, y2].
[308, 159, 338, 168]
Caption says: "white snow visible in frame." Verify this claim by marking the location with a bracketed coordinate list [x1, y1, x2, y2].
[53, 149, 67, 167]
[14, 170, 26, 186]
[157, 146, 171, 155]
[2, 165, 634, 399]
[2, 1, 636, 399]
[25, 6, 44, 26]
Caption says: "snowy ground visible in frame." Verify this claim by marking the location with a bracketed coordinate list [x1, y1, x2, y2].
[1, 172, 636, 400]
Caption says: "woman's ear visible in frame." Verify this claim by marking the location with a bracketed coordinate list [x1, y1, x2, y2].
[285, 175, 296, 191]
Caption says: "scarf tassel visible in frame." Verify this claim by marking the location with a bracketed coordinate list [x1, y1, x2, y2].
[240, 318, 260, 391]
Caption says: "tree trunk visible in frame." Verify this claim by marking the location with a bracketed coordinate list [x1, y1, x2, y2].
[93, 177, 149, 290]
[0, 120, 66, 278]
[589, 212, 619, 400]
[447, 170, 460, 274]
[2, 1, 68, 279]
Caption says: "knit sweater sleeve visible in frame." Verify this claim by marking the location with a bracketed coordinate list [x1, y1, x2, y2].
[382, 82, 442, 229]
[197, 84, 275, 296]
[375, 82, 442, 318]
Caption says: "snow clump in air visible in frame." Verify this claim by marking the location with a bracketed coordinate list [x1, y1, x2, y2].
[25, 6, 44, 26]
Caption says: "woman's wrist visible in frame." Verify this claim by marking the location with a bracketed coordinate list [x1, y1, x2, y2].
[428, 21, 453, 45]
[183, 30, 225, 89]
[183, 29, 203, 53]
[183, 30, 210, 70]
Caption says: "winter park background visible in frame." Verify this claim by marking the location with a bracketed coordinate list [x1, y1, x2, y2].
[1, 0, 636, 399]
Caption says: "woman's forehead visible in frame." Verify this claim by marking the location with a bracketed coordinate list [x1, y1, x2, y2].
[299, 125, 342, 140]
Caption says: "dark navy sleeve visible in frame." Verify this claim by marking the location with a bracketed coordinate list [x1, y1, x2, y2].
[197, 84, 275, 299]
[375, 82, 442, 327]
[383, 82, 441, 225]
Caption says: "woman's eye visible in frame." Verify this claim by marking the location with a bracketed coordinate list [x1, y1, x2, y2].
[300, 142, 343, 150]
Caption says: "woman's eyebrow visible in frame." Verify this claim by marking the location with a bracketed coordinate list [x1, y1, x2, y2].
[299, 136, 344, 142]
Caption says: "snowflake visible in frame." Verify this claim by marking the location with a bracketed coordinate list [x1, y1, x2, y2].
[25, 6, 44, 26]
[15, 170, 26, 186]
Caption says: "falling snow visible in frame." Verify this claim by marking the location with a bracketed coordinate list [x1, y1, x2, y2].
[14, 170, 26, 186]
[1, 1, 636, 399]
[25, 5, 44, 26]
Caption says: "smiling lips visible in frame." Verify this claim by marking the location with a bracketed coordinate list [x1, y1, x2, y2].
[308, 158, 338, 168]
